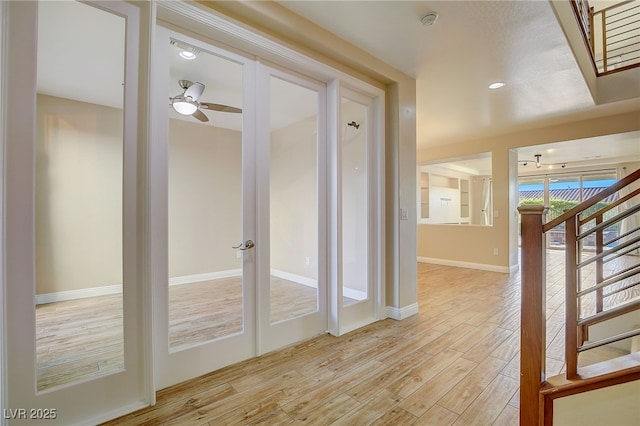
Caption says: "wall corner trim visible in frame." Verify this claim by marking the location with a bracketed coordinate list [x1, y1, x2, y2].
[386, 302, 419, 320]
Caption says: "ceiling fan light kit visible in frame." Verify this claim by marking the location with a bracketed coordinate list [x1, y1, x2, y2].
[171, 95, 198, 115]
[169, 79, 242, 122]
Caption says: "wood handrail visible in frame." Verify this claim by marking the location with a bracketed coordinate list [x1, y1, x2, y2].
[543, 167, 640, 233]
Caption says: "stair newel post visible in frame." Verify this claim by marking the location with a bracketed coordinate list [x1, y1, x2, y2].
[565, 215, 579, 379]
[518, 205, 548, 426]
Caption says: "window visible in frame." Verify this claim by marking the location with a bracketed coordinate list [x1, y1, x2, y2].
[518, 170, 618, 249]
[418, 153, 493, 226]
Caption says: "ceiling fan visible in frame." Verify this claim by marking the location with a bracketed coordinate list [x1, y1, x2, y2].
[169, 79, 242, 122]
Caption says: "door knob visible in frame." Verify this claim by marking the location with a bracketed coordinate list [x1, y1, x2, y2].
[232, 240, 255, 250]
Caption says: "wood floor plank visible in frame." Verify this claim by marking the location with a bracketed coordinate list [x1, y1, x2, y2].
[369, 407, 418, 426]
[461, 327, 514, 364]
[385, 348, 463, 399]
[331, 389, 401, 426]
[347, 349, 433, 403]
[398, 357, 478, 418]
[281, 359, 387, 420]
[436, 356, 508, 415]
[290, 392, 361, 425]
[492, 404, 520, 426]
[413, 404, 459, 426]
[452, 374, 519, 426]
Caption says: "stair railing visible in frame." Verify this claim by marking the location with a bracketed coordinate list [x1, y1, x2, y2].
[571, 0, 640, 75]
[518, 167, 640, 426]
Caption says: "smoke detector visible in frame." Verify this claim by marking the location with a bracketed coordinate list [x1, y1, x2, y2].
[420, 12, 439, 26]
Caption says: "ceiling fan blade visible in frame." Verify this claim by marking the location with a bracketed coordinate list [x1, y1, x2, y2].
[184, 82, 205, 101]
[200, 102, 242, 113]
[192, 108, 209, 122]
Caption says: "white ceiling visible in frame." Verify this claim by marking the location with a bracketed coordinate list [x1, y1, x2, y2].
[36, 0, 640, 170]
[277, 0, 640, 167]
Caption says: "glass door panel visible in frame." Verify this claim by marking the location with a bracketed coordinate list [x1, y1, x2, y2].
[167, 45, 245, 350]
[35, 0, 125, 391]
[257, 64, 327, 354]
[334, 89, 379, 335]
[6, 1, 147, 423]
[269, 75, 320, 324]
[153, 27, 255, 390]
[341, 99, 369, 306]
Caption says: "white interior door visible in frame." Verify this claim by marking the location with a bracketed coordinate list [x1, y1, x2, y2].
[332, 87, 384, 335]
[4, 1, 150, 423]
[152, 27, 257, 389]
[256, 64, 328, 354]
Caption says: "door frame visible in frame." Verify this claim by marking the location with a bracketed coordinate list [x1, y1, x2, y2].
[255, 61, 329, 355]
[2, 1, 154, 424]
[329, 84, 386, 336]
[150, 25, 258, 390]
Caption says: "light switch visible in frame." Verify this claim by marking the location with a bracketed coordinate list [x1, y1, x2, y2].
[400, 207, 409, 220]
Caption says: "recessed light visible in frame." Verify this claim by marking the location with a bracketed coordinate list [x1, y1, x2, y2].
[179, 50, 197, 60]
[488, 82, 505, 89]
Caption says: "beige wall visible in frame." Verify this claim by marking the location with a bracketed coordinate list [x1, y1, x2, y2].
[168, 118, 243, 277]
[36, 94, 123, 294]
[35, 96, 243, 293]
[269, 99, 371, 294]
[270, 115, 318, 280]
[554, 379, 640, 425]
[417, 111, 640, 271]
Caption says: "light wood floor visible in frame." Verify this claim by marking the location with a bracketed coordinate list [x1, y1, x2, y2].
[103, 262, 524, 425]
[38, 250, 638, 422]
[36, 276, 331, 391]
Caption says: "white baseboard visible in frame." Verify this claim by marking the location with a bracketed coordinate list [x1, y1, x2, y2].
[418, 256, 512, 274]
[36, 284, 122, 305]
[169, 269, 242, 286]
[270, 269, 317, 288]
[35, 269, 243, 305]
[343, 287, 368, 301]
[386, 303, 419, 320]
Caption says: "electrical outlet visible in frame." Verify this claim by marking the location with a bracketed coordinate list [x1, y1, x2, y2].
[236, 251, 242, 259]
[493, 248, 499, 256]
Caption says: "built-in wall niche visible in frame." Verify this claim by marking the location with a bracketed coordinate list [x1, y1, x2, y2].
[418, 153, 493, 226]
